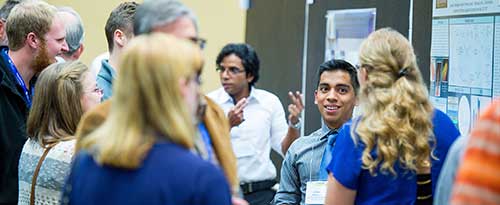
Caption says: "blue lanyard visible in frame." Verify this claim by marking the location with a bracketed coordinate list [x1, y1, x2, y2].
[197, 123, 213, 163]
[1, 49, 32, 107]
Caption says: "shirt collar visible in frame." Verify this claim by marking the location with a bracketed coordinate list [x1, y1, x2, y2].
[99, 59, 116, 80]
[220, 86, 258, 104]
[320, 121, 339, 140]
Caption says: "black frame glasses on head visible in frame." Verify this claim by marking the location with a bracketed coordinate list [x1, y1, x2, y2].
[215, 65, 245, 75]
[189, 37, 207, 49]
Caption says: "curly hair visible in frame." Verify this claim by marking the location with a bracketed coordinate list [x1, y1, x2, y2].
[354, 28, 434, 176]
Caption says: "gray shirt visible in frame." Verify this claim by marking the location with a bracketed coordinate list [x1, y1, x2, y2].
[434, 135, 468, 205]
[274, 124, 336, 205]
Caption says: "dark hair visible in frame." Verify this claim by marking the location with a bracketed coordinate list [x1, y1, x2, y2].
[105, 1, 138, 53]
[216, 43, 259, 86]
[317, 59, 359, 95]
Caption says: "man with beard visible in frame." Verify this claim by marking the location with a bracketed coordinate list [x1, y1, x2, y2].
[0, 1, 68, 204]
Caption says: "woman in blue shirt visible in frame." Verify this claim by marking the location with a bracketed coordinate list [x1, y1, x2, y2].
[63, 33, 231, 205]
[325, 28, 435, 205]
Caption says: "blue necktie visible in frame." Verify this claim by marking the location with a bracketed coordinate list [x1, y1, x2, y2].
[318, 131, 337, 180]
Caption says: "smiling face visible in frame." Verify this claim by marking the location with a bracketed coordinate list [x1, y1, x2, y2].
[44, 15, 69, 63]
[315, 69, 357, 129]
[32, 15, 69, 72]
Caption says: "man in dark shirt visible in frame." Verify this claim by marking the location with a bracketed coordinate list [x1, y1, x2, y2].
[0, 1, 68, 204]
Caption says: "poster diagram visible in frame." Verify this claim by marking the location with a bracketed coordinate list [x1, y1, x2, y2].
[324, 8, 376, 65]
[431, 0, 498, 134]
[324, 8, 376, 118]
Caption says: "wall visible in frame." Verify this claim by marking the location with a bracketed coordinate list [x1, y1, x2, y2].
[182, 0, 247, 93]
[0, 0, 246, 92]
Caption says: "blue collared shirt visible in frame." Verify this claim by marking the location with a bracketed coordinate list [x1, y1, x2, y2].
[274, 123, 338, 205]
[96, 59, 116, 101]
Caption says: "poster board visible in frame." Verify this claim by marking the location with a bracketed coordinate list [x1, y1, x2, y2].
[324, 8, 376, 65]
[431, 0, 500, 134]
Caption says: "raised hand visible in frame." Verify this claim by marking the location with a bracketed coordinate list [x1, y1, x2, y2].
[288, 91, 304, 127]
[228, 98, 248, 127]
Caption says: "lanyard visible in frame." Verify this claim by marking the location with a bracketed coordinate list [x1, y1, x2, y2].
[197, 123, 213, 162]
[2, 49, 32, 107]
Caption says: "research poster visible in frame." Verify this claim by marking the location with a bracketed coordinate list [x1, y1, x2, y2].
[324, 8, 376, 65]
[324, 8, 375, 118]
[431, 0, 500, 134]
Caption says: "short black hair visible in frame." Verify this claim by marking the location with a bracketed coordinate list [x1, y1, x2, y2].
[216, 43, 259, 87]
[317, 59, 359, 95]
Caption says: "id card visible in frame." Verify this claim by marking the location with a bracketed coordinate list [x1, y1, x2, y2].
[305, 181, 327, 204]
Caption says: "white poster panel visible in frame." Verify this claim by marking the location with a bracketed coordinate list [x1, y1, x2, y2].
[431, 0, 499, 134]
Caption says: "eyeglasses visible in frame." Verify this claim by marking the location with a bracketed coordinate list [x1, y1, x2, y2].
[215, 65, 245, 75]
[86, 87, 103, 95]
[189, 37, 207, 49]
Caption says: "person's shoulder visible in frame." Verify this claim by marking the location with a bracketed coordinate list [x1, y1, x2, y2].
[253, 88, 279, 99]
[253, 88, 283, 106]
[287, 129, 323, 153]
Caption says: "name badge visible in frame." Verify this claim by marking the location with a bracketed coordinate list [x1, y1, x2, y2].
[305, 181, 327, 204]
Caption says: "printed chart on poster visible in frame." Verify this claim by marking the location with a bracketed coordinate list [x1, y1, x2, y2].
[431, 0, 500, 134]
[324, 8, 376, 64]
[324, 8, 376, 118]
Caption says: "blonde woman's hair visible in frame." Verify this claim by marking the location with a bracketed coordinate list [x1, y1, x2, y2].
[77, 33, 203, 169]
[27, 61, 89, 147]
[355, 28, 434, 176]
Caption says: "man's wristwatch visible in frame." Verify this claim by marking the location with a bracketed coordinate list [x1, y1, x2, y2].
[288, 118, 301, 129]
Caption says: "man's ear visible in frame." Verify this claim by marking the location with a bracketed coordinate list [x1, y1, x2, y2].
[72, 44, 84, 59]
[114, 29, 127, 48]
[0, 20, 6, 44]
[246, 72, 254, 84]
[26, 32, 39, 49]
[314, 90, 318, 105]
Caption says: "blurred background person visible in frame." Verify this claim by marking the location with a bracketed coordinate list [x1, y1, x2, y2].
[18, 61, 101, 204]
[75, 1, 239, 200]
[56, 6, 85, 62]
[64, 33, 231, 205]
[97, 1, 138, 101]
[451, 99, 500, 205]
[325, 28, 459, 204]
[0, 0, 22, 46]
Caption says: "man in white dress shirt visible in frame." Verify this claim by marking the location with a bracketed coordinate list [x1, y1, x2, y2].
[208, 43, 303, 205]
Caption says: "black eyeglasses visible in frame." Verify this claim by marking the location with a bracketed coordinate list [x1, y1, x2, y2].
[189, 37, 207, 49]
[215, 65, 245, 75]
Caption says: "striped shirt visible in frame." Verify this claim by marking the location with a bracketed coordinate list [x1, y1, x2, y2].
[451, 99, 500, 205]
[274, 124, 336, 205]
